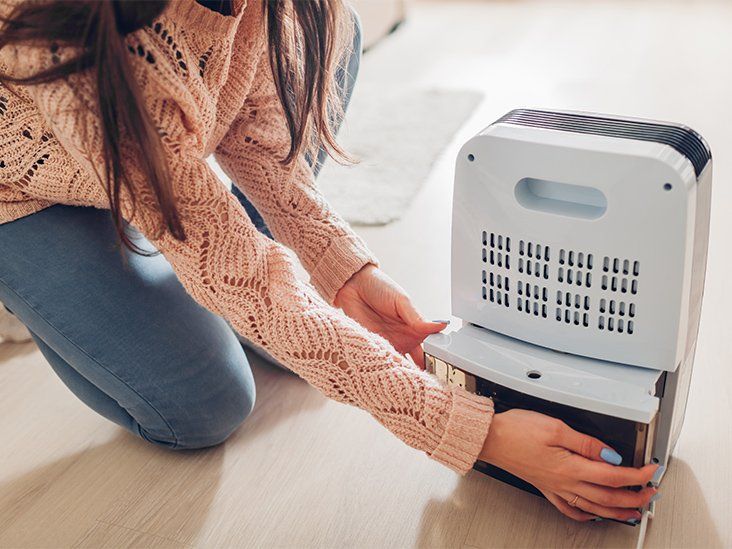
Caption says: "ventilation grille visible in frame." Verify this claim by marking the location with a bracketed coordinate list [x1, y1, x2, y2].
[517, 281, 548, 318]
[517, 239, 550, 280]
[598, 298, 636, 334]
[558, 249, 593, 288]
[483, 231, 510, 269]
[556, 290, 590, 327]
[480, 231, 640, 335]
[482, 270, 510, 307]
[601, 256, 639, 295]
[481, 232, 512, 306]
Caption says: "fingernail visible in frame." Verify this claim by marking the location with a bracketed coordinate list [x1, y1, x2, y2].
[626, 519, 640, 526]
[600, 448, 622, 465]
[650, 465, 666, 487]
[650, 492, 662, 503]
[431, 319, 450, 325]
[591, 517, 603, 522]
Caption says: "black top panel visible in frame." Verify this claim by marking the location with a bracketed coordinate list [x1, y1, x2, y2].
[496, 109, 712, 178]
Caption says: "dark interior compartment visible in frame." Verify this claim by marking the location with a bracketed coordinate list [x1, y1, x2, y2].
[473, 376, 647, 496]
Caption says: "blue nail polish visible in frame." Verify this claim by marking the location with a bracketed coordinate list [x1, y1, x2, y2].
[600, 448, 622, 465]
[650, 465, 666, 487]
[432, 319, 450, 325]
[649, 492, 662, 503]
[591, 517, 603, 522]
[626, 519, 640, 526]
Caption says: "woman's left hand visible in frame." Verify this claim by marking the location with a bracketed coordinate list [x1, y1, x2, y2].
[334, 264, 447, 368]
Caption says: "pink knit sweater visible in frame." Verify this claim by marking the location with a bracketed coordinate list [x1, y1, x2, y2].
[0, 0, 493, 472]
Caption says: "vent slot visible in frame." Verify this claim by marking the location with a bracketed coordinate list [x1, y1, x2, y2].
[601, 256, 640, 295]
[555, 290, 590, 327]
[558, 249, 593, 288]
[518, 239, 550, 280]
[482, 231, 513, 307]
[598, 298, 636, 334]
[483, 231, 511, 270]
[517, 280, 548, 318]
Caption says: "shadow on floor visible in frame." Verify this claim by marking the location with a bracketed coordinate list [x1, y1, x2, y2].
[0, 340, 37, 363]
[0, 352, 324, 547]
[0, 435, 221, 546]
[224, 351, 327, 448]
[415, 457, 723, 548]
[644, 458, 723, 548]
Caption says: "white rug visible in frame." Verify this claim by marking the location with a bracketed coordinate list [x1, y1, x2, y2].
[318, 87, 483, 225]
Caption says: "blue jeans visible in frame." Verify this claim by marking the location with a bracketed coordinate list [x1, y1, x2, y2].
[0, 15, 361, 450]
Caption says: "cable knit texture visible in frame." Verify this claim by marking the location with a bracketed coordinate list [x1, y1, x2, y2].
[0, 0, 493, 473]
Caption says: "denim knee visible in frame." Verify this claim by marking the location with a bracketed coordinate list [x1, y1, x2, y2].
[178, 378, 255, 450]
[139, 361, 256, 450]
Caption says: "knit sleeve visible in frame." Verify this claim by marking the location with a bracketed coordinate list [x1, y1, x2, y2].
[149, 159, 494, 474]
[214, 51, 376, 304]
[15, 69, 493, 476]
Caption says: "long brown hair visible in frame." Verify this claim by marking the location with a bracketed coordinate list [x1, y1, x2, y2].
[0, 0, 349, 253]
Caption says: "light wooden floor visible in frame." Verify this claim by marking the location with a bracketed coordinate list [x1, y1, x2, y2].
[2, 1, 732, 547]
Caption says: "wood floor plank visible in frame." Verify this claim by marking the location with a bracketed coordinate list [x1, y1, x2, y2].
[72, 521, 189, 549]
[94, 360, 478, 548]
[0, 342, 156, 547]
[0, 431, 158, 547]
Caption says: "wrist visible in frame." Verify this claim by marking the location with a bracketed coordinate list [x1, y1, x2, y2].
[310, 234, 378, 305]
[349, 263, 378, 284]
[479, 410, 506, 466]
[334, 263, 377, 305]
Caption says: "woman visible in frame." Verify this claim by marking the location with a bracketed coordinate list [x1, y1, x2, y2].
[0, 0, 659, 523]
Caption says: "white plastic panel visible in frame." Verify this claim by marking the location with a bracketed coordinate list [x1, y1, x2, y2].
[451, 122, 700, 371]
[425, 324, 661, 423]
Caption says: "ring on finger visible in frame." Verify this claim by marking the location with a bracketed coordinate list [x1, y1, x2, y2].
[567, 494, 580, 507]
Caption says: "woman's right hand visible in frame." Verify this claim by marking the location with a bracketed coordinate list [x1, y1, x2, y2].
[479, 409, 659, 522]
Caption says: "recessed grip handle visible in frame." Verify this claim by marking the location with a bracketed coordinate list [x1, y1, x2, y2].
[514, 177, 607, 219]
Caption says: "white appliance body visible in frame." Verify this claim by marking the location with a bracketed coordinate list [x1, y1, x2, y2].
[424, 109, 712, 516]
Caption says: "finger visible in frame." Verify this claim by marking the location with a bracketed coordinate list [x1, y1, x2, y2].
[395, 297, 444, 334]
[575, 459, 659, 488]
[558, 427, 621, 464]
[577, 483, 657, 510]
[408, 346, 426, 369]
[395, 295, 423, 325]
[542, 490, 596, 522]
[420, 320, 450, 336]
[558, 491, 642, 523]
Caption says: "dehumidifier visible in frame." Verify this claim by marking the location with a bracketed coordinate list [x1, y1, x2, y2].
[424, 108, 712, 522]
